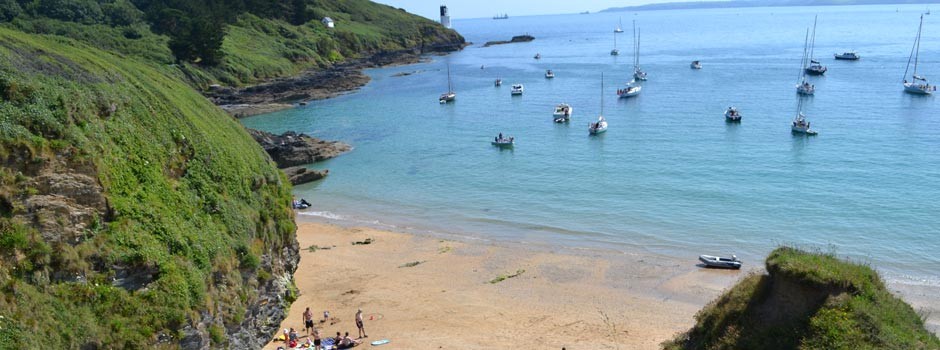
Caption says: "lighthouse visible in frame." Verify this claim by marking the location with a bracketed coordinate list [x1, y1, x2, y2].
[440, 5, 451, 28]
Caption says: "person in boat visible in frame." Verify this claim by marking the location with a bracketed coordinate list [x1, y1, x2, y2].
[499, 132, 503, 140]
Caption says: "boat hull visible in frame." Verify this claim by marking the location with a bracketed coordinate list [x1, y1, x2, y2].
[805, 67, 827, 75]
[834, 55, 859, 60]
[791, 126, 818, 135]
[904, 83, 933, 95]
[491, 141, 514, 147]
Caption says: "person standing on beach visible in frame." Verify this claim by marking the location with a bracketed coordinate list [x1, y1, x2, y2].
[303, 307, 314, 335]
[355, 308, 368, 338]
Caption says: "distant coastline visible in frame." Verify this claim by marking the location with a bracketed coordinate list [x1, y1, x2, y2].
[603, 0, 937, 12]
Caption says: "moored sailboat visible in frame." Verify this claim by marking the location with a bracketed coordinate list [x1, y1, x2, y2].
[903, 14, 935, 95]
[439, 64, 456, 103]
[804, 16, 827, 76]
[633, 21, 648, 81]
[590, 73, 608, 135]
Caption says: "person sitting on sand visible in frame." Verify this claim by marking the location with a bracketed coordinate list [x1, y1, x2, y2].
[289, 328, 298, 342]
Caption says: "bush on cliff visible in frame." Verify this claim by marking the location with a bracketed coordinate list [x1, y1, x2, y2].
[663, 247, 940, 350]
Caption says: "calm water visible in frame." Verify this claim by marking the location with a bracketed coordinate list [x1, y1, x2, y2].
[242, 5, 940, 286]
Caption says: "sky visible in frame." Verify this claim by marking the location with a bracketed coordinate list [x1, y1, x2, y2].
[373, 0, 705, 19]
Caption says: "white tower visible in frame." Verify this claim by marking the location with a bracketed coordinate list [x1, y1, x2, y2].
[440, 5, 451, 28]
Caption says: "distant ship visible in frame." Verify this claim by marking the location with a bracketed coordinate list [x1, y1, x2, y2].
[579, 11, 590, 15]
[493, 14, 509, 20]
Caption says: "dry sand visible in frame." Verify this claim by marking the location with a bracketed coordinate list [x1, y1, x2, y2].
[263, 222, 749, 349]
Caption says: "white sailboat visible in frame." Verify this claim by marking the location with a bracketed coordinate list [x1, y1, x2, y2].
[791, 98, 817, 135]
[633, 21, 648, 81]
[796, 28, 815, 95]
[439, 64, 456, 103]
[617, 79, 641, 98]
[804, 16, 827, 76]
[614, 17, 624, 33]
[903, 14, 935, 95]
[590, 73, 608, 135]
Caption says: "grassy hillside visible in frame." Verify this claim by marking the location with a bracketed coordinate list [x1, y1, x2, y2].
[664, 247, 940, 350]
[3, 0, 464, 88]
[0, 25, 296, 348]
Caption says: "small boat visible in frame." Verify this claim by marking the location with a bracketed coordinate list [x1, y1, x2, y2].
[725, 106, 742, 122]
[511, 84, 524, 95]
[834, 51, 860, 60]
[439, 64, 456, 103]
[590, 74, 608, 135]
[795, 29, 815, 95]
[614, 17, 624, 33]
[903, 15, 935, 95]
[617, 81, 641, 98]
[611, 32, 620, 56]
[791, 99, 817, 135]
[690, 60, 702, 69]
[803, 16, 827, 76]
[534, 53, 541, 60]
[492, 134, 514, 147]
[493, 14, 509, 20]
[698, 255, 742, 269]
[545, 69, 555, 79]
[632, 21, 648, 81]
[553, 103, 573, 123]
[495, 77, 502, 87]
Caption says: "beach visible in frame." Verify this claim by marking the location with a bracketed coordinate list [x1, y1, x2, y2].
[263, 221, 749, 349]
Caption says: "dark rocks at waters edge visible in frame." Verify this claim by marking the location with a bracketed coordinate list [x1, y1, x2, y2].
[248, 129, 351, 168]
[483, 34, 535, 47]
[210, 46, 466, 118]
[248, 128, 350, 185]
[283, 166, 329, 185]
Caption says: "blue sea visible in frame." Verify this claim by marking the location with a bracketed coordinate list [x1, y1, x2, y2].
[242, 5, 940, 286]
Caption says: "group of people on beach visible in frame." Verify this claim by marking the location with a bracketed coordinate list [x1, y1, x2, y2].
[279, 307, 368, 349]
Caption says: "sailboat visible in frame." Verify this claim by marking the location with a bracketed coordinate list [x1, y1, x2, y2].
[617, 79, 641, 98]
[903, 14, 935, 95]
[611, 32, 620, 56]
[796, 28, 815, 95]
[439, 64, 456, 103]
[633, 21, 648, 81]
[614, 17, 624, 33]
[804, 16, 827, 76]
[590, 73, 609, 135]
[791, 97, 817, 135]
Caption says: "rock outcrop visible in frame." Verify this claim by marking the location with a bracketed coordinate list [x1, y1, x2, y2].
[483, 34, 535, 47]
[282, 166, 329, 185]
[248, 129, 351, 169]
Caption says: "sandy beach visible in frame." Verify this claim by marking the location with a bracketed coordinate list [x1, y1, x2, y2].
[263, 222, 751, 349]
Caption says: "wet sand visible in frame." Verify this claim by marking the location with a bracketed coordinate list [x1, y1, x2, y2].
[263, 222, 748, 349]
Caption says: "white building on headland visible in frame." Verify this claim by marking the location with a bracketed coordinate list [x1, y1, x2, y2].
[439, 5, 451, 28]
[322, 17, 335, 28]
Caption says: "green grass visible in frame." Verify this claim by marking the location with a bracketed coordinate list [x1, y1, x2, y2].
[663, 247, 940, 350]
[489, 269, 525, 284]
[0, 27, 295, 348]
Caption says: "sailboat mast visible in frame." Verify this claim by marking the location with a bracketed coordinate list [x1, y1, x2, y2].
[600, 72, 605, 116]
[633, 20, 638, 69]
[447, 64, 453, 92]
[914, 14, 923, 77]
[800, 28, 809, 81]
[637, 28, 642, 69]
[809, 15, 818, 62]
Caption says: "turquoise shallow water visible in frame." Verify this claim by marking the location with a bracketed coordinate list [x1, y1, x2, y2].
[242, 5, 940, 286]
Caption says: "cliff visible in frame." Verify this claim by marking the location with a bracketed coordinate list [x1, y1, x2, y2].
[664, 247, 940, 350]
[0, 0, 460, 348]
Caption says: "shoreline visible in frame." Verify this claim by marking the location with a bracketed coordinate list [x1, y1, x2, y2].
[263, 221, 748, 349]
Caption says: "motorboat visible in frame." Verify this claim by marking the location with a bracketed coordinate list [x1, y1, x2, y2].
[690, 60, 702, 69]
[834, 51, 860, 60]
[698, 255, 742, 269]
[534, 53, 541, 60]
[724, 107, 742, 122]
[553, 103, 573, 123]
[439, 64, 456, 103]
[511, 84, 524, 95]
[545, 69, 555, 79]
[492, 135, 514, 147]
[589, 116, 608, 134]
[903, 15, 935, 95]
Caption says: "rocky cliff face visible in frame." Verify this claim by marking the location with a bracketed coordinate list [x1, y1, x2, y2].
[248, 129, 351, 169]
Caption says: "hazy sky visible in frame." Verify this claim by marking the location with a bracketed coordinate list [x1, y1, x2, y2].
[373, 0, 696, 19]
